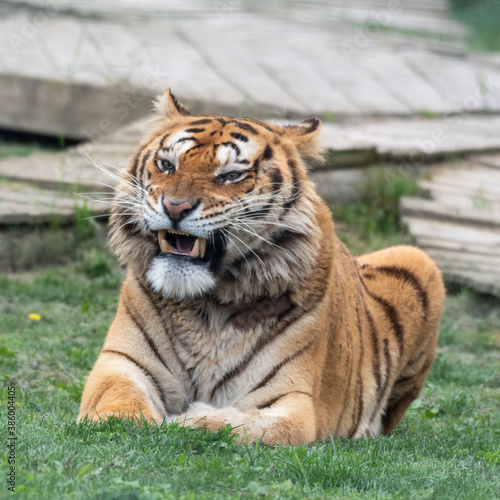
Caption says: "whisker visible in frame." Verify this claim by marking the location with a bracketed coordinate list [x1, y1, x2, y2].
[225, 230, 265, 266]
[220, 228, 249, 264]
[231, 222, 285, 251]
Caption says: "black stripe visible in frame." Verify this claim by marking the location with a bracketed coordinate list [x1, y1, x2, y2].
[184, 143, 205, 156]
[361, 279, 404, 357]
[368, 338, 393, 425]
[175, 136, 199, 144]
[239, 117, 274, 132]
[406, 345, 428, 368]
[395, 357, 433, 386]
[334, 301, 357, 435]
[123, 297, 172, 376]
[129, 143, 147, 178]
[269, 229, 305, 248]
[257, 391, 312, 410]
[252, 158, 260, 177]
[137, 150, 151, 187]
[270, 169, 283, 192]
[184, 127, 205, 133]
[159, 133, 171, 148]
[348, 373, 364, 438]
[209, 304, 302, 401]
[262, 145, 273, 160]
[230, 132, 248, 142]
[101, 349, 168, 413]
[365, 308, 382, 398]
[236, 159, 250, 165]
[348, 278, 367, 438]
[216, 118, 227, 126]
[234, 122, 259, 135]
[283, 160, 300, 210]
[250, 338, 316, 392]
[134, 277, 190, 375]
[190, 118, 212, 125]
[222, 141, 241, 156]
[374, 266, 429, 318]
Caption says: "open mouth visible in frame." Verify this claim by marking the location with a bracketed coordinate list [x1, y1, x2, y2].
[158, 229, 207, 258]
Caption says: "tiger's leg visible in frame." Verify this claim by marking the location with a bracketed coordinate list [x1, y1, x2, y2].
[78, 350, 165, 423]
[356, 245, 445, 435]
[170, 392, 316, 446]
[381, 328, 440, 434]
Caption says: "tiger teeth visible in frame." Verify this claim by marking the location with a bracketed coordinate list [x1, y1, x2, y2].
[158, 230, 174, 253]
[167, 230, 190, 236]
[157, 230, 208, 259]
[199, 238, 207, 258]
[189, 238, 200, 258]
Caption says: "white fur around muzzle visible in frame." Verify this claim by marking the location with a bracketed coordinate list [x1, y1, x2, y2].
[146, 256, 216, 299]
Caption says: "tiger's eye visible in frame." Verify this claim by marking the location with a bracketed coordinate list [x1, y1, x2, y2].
[225, 172, 242, 181]
[157, 159, 175, 174]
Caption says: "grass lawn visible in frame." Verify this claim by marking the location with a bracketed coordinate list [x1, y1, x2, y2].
[1, 215, 499, 499]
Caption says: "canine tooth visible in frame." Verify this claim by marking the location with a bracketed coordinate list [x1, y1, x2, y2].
[190, 238, 200, 257]
[160, 239, 170, 253]
[199, 238, 207, 258]
[158, 230, 174, 253]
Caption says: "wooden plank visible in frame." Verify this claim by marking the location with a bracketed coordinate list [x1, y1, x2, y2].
[439, 268, 500, 297]
[0, 182, 107, 225]
[419, 179, 500, 201]
[474, 155, 500, 169]
[400, 196, 500, 227]
[432, 167, 500, 191]
[0, 152, 115, 192]
[424, 248, 500, 269]
[416, 236, 500, 258]
[402, 216, 500, 247]
[354, 51, 451, 113]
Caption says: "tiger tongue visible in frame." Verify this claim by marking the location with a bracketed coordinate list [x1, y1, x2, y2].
[175, 234, 196, 254]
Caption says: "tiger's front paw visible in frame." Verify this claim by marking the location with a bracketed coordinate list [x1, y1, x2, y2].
[169, 403, 250, 433]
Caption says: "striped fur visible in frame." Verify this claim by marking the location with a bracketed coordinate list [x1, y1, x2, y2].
[78, 90, 445, 444]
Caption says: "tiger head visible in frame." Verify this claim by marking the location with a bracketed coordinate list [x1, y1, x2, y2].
[109, 89, 325, 302]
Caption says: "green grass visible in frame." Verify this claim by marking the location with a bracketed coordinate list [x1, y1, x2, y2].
[449, 0, 500, 51]
[333, 166, 418, 255]
[1, 223, 499, 499]
[0, 138, 58, 162]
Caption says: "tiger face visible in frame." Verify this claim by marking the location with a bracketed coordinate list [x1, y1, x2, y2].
[109, 90, 323, 300]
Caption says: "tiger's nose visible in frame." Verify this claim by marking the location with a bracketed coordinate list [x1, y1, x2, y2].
[162, 198, 194, 220]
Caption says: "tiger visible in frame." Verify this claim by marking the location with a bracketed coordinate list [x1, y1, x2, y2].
[78, 89, 445, 445]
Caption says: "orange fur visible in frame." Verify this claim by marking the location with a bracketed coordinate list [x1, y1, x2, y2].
[79, 90, 445, 444]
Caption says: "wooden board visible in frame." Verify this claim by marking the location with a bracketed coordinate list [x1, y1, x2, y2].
[400, 196, 500, 228]
[0, 182, 107, 225]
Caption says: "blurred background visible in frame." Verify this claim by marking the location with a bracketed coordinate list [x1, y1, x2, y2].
[0, 0, 499, 295]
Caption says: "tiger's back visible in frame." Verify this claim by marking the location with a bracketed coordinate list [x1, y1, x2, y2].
[79, 90, 445, 444]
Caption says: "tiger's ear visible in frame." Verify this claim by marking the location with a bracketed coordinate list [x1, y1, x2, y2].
[154, 88, 191, 119]
[279, 117, 323, 161]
